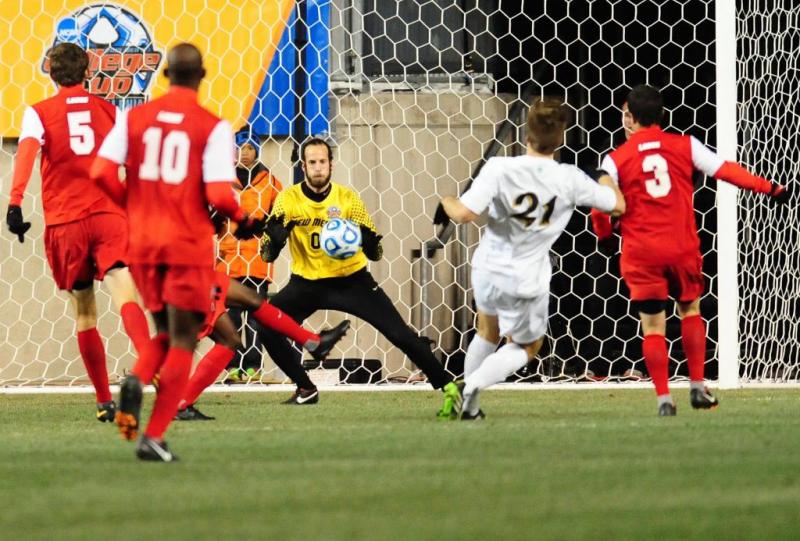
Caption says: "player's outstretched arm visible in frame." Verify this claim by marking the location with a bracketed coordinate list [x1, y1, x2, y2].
[690, 136, 789, 204]
[437, 196, 479, 224]
[5, 139, 39, 243]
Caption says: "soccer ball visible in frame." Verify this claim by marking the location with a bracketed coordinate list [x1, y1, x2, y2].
[321, 218, 362, 259]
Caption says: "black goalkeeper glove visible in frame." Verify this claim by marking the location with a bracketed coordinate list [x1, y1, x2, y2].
[769, 182, 790, 205]
[6, 205, 31, 243]
[432, 202, 450, 226]
[260, 214, 294, 262]
[359, 224, 383, 261]
[233, 215, 267, 240]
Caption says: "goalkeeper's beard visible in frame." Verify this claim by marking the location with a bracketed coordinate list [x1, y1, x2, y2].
[305, 172, 332, 192]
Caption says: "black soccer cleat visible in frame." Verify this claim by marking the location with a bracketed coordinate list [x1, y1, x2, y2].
[308, 320, 351, 362]
[460, 409, 486, 421]
[96, 400, 117, 423]
[175, 404, 216, 421]
[135, 436, 179, 462]
[690, 387, 719, 410]
[283, 387, 319, 405]
[658, 402, 677, 417]
[115, 374, 143, 441]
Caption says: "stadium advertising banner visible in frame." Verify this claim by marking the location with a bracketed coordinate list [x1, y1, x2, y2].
[0, 0, 329, 137]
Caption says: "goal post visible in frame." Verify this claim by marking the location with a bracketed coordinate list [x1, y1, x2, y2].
[714, 0, 740, 389]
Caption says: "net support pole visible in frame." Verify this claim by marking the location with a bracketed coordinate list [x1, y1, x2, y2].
[715, 0, 740, 389]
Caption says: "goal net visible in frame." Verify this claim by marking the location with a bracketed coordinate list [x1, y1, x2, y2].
[0, 0, 788, 388]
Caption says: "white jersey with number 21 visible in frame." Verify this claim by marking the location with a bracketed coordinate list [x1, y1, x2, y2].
[460, 155, 617, 298]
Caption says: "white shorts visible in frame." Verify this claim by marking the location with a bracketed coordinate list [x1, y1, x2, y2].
[472, 269, 549, 344]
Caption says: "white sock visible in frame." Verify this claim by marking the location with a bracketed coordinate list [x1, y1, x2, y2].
[463, 343, 528, 415]
[464, 335, 498, 378]
[461, 335, 498, 416]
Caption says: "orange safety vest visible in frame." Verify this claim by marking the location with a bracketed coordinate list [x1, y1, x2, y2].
[216, 166, 283, 281]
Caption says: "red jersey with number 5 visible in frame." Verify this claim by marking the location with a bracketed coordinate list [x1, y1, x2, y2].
[97, 86, 236, 267]
[19, 85, 122, 225]
[601, 125, 724, 265]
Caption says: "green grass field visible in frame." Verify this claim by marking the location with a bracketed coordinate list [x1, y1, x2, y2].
[1, 388, 799, 541]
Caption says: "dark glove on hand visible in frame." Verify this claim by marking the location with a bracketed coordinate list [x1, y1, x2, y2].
[234, 215, 267, 240]
[210, 209, 227, 235]
[769, 183, 790, 205]
[432, 202, 450, 226]
[6, 205, 31, 243]
[260, 214, 294, 262]
[359, 224, 384, 261]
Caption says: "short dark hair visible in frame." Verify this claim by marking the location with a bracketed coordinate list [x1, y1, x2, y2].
[526, 97, 570, 154]
[48, 43, 88, 87]
[300, 137, 333, 161]
[626, 85, 663, 127]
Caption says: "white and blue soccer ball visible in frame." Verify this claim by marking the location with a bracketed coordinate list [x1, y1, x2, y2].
[321, 218, 362, 259]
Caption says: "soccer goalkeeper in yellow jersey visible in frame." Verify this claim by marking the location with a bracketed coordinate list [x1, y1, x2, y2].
[260, 138, 460, 416]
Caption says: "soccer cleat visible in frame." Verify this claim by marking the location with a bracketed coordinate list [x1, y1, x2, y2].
[283, 387, 319, 405]
[690, 387, 719, 410]
[436, 381, 463, 420]
[658, 402, 677, 417]
[96, 400, 117, 423]
[135, 436, 179, 462]
[461, 409, 486, 421]
[223, 368, 244, 384]
[175, 404, 216, 421]
[115, 374, 143, 441]
[309, 320, 351, 361]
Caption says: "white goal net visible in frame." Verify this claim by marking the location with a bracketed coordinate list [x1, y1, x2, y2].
[0, 0, 790, 388]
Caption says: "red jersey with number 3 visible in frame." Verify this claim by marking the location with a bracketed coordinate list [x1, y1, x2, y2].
[97, 86, 236, 267]
[19, 85, 123, 225]
[601, 125, 724, 266]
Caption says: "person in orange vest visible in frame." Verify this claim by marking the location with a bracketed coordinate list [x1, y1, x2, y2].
[216, 127, 283, 381]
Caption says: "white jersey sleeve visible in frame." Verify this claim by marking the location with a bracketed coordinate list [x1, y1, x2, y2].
[599, 154, 619, 184]
[19, 106, 45, 145]
[203, 120, 236, 183]
[570, 167, 617, 212]
[459, 157, 501, 215]
[690, 136, 725, 177]
[97, 109, 128, 164]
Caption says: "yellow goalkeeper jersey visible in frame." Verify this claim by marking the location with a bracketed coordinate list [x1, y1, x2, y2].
[271, 182, 377, 280]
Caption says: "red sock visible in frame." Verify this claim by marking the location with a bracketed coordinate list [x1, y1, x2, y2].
[180, 344, 235, 409]
[77, 328, 112, 403]
[120, 302, 150, 354]
[252, 301, 319, 346]
[132, 333, 169, 385]
[144, 347, 193, 440]
[642, 334, 670, 396]
[681, 315, 707, 383]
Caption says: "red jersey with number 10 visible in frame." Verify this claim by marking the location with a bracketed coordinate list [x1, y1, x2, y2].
[97, 86, 236, 267]
[19, 85, 123, 225]
[601, 126, 724, 265]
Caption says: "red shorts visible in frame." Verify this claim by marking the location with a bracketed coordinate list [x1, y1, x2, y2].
[621, 254, 705, 302]
[44, 213, 128, 290]
[198, 272, 231, 339]
[129, 264, 215, 315]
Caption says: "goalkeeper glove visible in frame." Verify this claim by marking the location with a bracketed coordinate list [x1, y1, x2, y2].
[6, 205, 31, 243]
[359, 224, 383, 261]
[769, 182, 790, 205]
[233, 215, 267, 240]
[260, 214, 294, 262]
[432, 202, 450, 226]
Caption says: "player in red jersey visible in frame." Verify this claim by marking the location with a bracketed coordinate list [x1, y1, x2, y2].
[4, 43, 151, 422]
[172, 271, 350, 421]
[91, 43, 264, 461]
[592, 85, 789, 416]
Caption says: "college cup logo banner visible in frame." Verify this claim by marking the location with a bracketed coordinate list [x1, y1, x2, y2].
[41, 4, 163, 109]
